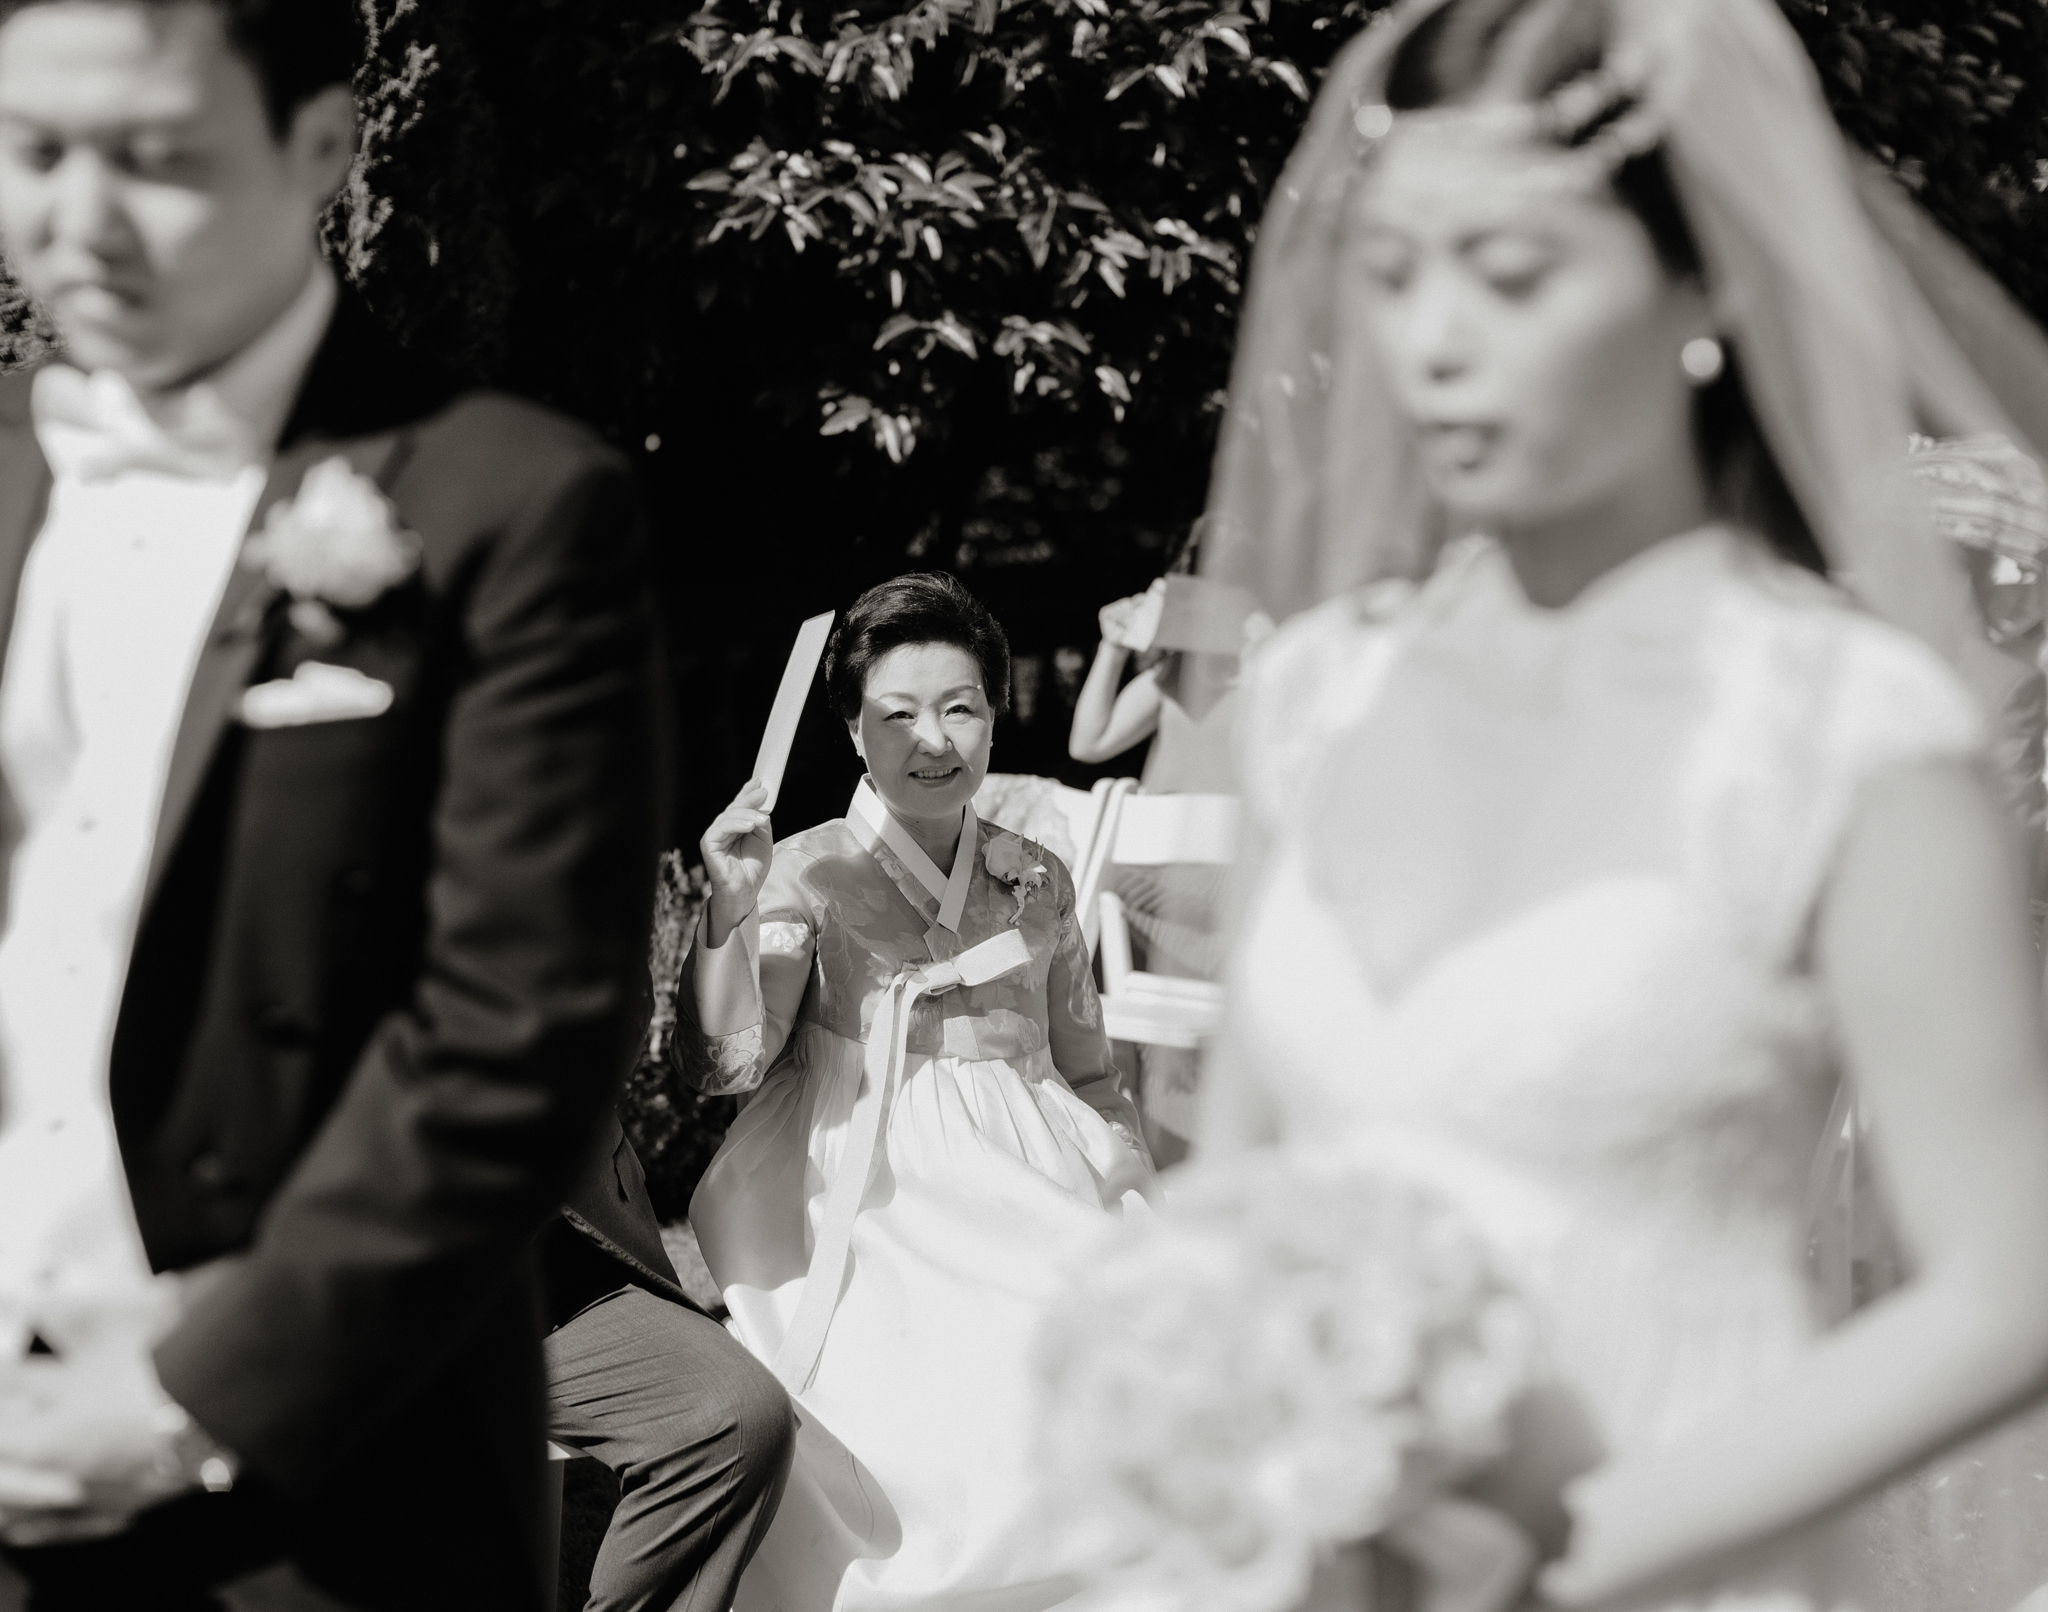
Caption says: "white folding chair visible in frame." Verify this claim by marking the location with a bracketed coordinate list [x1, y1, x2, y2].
[1083, 791, 1237, 1051]
[1074, 778, 1137, 955]
[1051, 780, 1107, 871]
[972, 772, 1114, 877]
[543, 1440, 584, 1612]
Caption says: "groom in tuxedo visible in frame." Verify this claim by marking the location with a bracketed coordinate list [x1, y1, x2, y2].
[0, 2, 790, 1608]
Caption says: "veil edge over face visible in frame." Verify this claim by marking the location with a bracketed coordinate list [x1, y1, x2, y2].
[1854, 157, 2048, 469]
[1197, 6, 1440, 619]
[1199, 0, 2032, 691]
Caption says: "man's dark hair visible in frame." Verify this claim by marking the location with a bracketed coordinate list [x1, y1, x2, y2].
[0, 0, 360, 136]
[824, 572, 1012, 721]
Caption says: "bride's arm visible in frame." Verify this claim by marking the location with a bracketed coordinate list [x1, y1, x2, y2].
[1542, 761, 2048, 1607]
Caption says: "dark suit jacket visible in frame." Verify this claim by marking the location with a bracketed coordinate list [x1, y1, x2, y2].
[556, 1105, 696, 1317]
[0, 296, 674, 1607]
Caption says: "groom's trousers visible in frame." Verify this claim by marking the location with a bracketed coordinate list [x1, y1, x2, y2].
[546, 1278, 795, 1612]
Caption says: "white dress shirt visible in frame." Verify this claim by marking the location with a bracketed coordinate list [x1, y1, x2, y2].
[0, 266, 337, 1361]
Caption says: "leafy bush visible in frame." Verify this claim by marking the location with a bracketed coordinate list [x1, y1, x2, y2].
[0, 270, 50, 371]
[672, 0, 1335, 469]
[1783, 0, 2048, 320]
[623, 853, 734, 1219]
[7, 2, 2045, 484]
[486, 0, 2048, 480]
[333, 0, 513, 376]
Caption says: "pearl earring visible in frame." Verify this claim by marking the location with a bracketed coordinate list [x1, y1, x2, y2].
[1681, 336, 1726, 386]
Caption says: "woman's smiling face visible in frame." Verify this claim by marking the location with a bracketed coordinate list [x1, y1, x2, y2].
[850, 641, 993, 826]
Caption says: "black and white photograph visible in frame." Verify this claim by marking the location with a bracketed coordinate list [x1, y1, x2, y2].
[3, 0, 2048, 1609]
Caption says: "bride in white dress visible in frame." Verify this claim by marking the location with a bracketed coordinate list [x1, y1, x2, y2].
[1193, 0, 2048, 1606]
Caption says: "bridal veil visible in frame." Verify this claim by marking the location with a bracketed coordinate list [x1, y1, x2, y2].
[1196, 0, 2048, 692]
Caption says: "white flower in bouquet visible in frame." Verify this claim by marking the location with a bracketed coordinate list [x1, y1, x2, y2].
[1034, 1149, 1538, 1612]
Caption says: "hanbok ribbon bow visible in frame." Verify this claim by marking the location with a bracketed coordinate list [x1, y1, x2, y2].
[30, 364, 260, 484]
[770, 926, 1034, 1393]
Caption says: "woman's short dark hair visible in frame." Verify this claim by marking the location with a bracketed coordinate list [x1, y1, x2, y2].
[1383, 0, 1824, 574]
[0, 0, 360, 136]
[824, 572, 1012, 721]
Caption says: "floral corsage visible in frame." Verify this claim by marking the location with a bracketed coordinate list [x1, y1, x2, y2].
[984, 831, 1051, 925]
[241, 457, 424, 648]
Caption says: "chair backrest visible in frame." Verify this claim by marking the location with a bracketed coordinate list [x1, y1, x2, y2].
[1053, 782, 1105, 866]
[1094, 879, 1135, 994]
[1074, 778, 1138, 955]
[1078, 787, 1239, 958]
[1109, 793, 1239, 867]
[972, 772, 1100, 871]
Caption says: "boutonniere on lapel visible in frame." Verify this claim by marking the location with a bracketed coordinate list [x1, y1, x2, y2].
[983, 832, 1051, 926]
[240, 456, 423, 650]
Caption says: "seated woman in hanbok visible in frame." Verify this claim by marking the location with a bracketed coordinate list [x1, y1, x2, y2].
[682, 572, 1152, 1612]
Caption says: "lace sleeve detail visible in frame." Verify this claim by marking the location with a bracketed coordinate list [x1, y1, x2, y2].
[1827, 618, 1989, 776]
[1737, 607, 1992, 958]
[1238, 585, 1417, 835]
[672, 856, 820, 1095]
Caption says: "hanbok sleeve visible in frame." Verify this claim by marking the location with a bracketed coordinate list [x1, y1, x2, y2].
[1044, 855, 1150, 1164]
[676, 845, 817, 1095]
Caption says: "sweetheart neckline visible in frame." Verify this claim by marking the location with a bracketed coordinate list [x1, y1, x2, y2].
[1306, 866, 1687, 1012]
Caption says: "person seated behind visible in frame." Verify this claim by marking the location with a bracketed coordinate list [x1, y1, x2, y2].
[1069, 539, 1251, 1166]
[540, 1114, 795, 1612]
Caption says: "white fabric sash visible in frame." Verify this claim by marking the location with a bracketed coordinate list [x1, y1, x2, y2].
[770, 925, 1032, 1392]
[850, 778, 976, 934]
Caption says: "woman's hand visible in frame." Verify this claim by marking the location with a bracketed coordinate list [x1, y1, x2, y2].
[701, 780, 773, 945]
[1382, 1496, 1538, 1612]
[1072, 588, 1169, 762]
[1530, 1467, 1788, 1611]
[1098, 592, 1148, 650]
[1531, 1472, 1629, 1608]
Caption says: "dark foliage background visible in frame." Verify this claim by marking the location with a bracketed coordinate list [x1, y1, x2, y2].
[382, 0, 2048, 846]
[3, 0, 2045, 1211]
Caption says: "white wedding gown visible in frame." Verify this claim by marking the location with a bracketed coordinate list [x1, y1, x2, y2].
[1224, 528, 1989, 1608]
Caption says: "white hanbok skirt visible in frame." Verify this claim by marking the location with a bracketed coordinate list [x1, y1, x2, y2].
[692, 1021, 1143, 1612]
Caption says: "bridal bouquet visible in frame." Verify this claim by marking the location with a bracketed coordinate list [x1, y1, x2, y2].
[1035, 1149, 1538, 1612]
